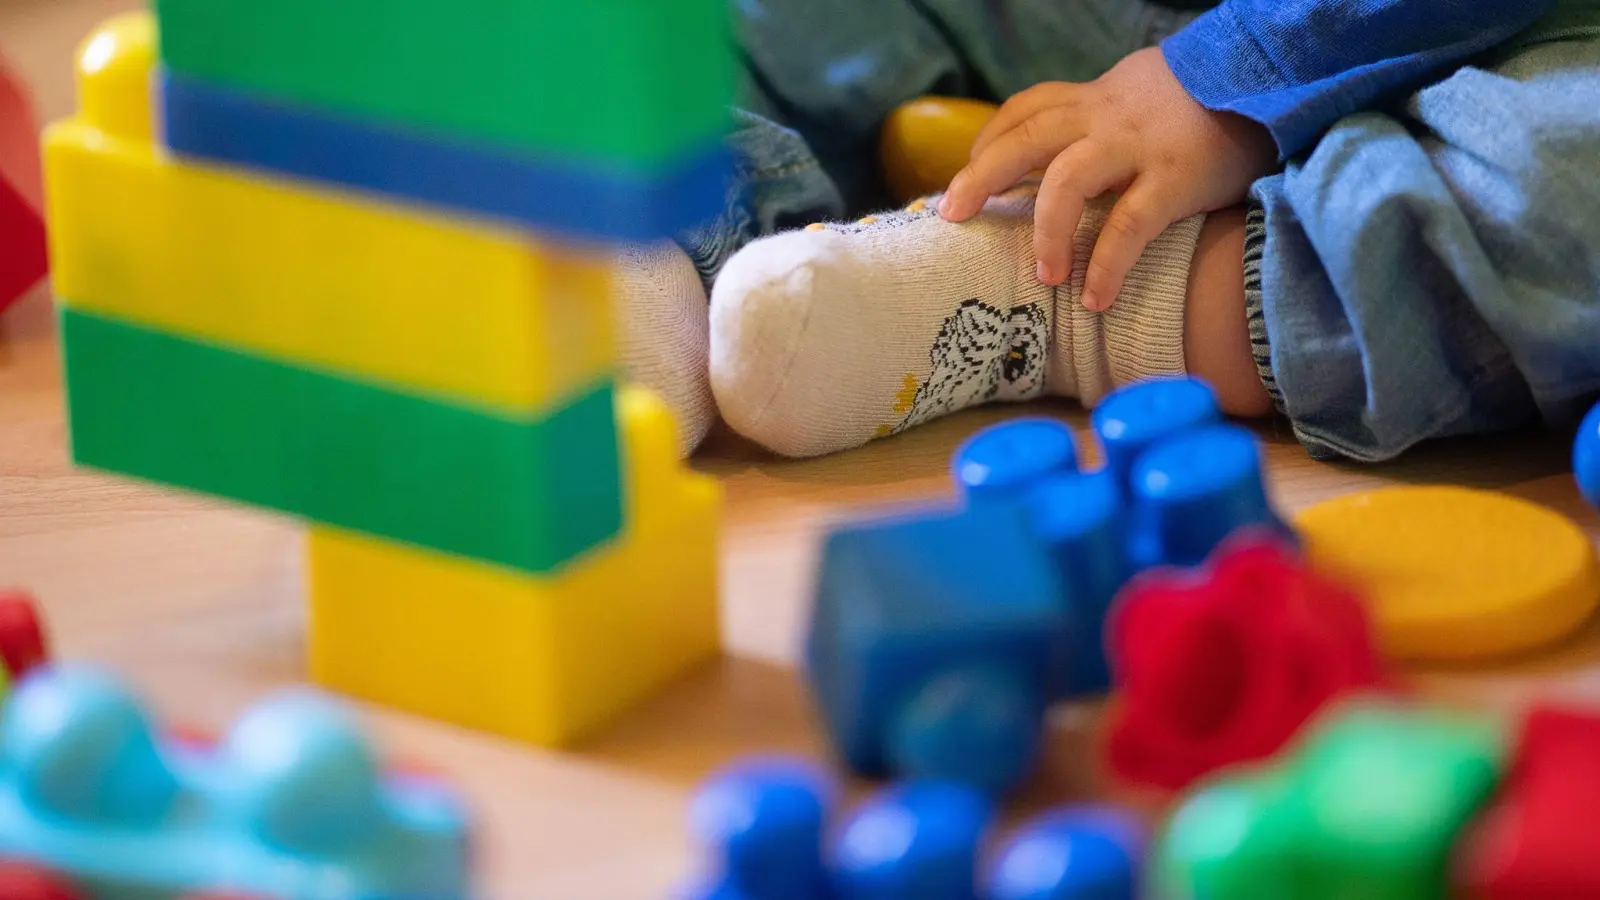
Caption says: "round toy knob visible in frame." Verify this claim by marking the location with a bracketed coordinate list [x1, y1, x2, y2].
[1092, 378, 1220, 495]
[953, 419, 1078, 504]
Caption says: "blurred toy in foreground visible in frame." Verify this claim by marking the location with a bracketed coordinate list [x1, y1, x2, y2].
[1578, 398, 1600, 512]
[682, 757, 1145, 900]
[806, 377, 1299, 794]
[1154, 697, 1507, 899]
[0, 54, 48, 316]
[1107, 536, 1383, 792]
[0, 590, 49, 698]
[0, 665, 470, 899]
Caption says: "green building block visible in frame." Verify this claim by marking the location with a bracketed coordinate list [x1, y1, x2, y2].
[60, 307, 623, 575]
[1152, 699, 1507, 900]
[153, 0, 735, 169]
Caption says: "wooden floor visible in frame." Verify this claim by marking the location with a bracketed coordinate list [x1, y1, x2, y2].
[3, 1, 1599, 896]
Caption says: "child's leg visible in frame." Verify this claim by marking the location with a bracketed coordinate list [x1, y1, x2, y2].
[708, 191, 1263, 457]
[1248, 6, 1600, 461]
[620, 0, 1211, 455]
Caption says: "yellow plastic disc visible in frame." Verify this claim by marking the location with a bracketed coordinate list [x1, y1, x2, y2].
[1295, 485, 1600, 663]
[880, 97, 998, 203]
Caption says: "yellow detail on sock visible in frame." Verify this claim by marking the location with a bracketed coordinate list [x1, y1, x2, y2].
[893, 373, 922, 415]
[806, 223, 827, 232]
[307, 386, 722, 747]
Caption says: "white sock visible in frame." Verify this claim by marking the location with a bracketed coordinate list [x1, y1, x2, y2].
[708, 192, 1204, 458]
[611, 242, 716, 457]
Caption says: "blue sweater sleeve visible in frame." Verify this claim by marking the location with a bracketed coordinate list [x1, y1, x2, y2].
[1162, 0, 1557, 158]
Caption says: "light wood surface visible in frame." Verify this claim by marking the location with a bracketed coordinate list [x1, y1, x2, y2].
[3, 2, 1599, 896]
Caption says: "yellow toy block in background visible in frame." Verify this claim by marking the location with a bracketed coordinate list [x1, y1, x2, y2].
[44, 11, 614, 417]
[307, 386, 722, 747]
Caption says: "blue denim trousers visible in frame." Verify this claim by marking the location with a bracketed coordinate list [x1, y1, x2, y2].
[689, 0, 1600, 461]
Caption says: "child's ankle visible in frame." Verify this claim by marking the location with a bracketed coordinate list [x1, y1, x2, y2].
[1183, 207, 1272, 419]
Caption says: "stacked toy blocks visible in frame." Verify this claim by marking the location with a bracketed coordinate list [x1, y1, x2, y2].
[0, 665, 469, 898]
[43, 1, 731, 745]
[806, 377, 1298, 794]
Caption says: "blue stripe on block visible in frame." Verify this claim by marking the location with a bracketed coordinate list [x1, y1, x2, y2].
[160, 72, 732, 244]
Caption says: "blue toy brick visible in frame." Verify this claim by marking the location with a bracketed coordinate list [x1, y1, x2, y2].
[985, 806, 1147, 900]
[161, 73, 732, 244]
[0, 665, 469, 898]
[830, 781, 993, 900]
[1129, 424, 1294, 569]
[686, 757, 834, 900]
[1091, 378, 1221, 495]
[1025, 470, 1132, 695]
[952, 419, 1079, 504]
[805, 503, 1072, 794]
[1578, 399, 1600, 511]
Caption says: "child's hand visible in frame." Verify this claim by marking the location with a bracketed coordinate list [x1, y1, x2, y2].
[937, 47, 1277, 311]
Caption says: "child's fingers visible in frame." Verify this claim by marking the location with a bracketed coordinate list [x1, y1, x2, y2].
[970, 82, 1078, 160]
[1032, 141, 1126, 286]
[1081, 180, 1171, 312]
[941, 110, 1086, 221]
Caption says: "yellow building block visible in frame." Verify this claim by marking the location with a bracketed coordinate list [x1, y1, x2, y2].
[307, 386, 722, 746]
[44, 11, 614, 417]
[1297, 485, 1600, 663]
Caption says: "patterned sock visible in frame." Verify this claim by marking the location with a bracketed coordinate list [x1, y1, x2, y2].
[612, 242, 716, 457]
[708, 191, 1204, 458]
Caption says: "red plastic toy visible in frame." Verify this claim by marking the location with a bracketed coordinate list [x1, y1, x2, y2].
[0, 590, 48, 682]
[0, 860, 81, 900]
[1104, 534, 1383, 791]
[1455, 704, 1600, 897]
[0, 54, 47, 316]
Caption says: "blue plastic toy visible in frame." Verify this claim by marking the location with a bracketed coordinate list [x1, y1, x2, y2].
[684, 757, 834, 900]
[831, 781, 993, 900]
[985, 806, 1146, 900]
[0, 664, 469, 898]
[1128, 424, 1294, 569]
[1090, 377, 1220, 496]
[805, 503, 1073, 794]
[1024, 470, 1129, 694]
[162, 74, 731, 244]
[953, 419, 1079, 505]
[682, 759, 1152, 900]
[1578, 399, 1600, 511]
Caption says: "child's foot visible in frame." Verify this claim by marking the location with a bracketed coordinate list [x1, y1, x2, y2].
[708, 192, 1204, 458]
[612, 242, 715, 457]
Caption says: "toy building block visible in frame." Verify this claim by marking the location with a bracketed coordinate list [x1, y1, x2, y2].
[1296, 485, 1600, 663]
[308, 387, 721, 747]
[0, 54, 46, 316]
[684, 758, 1152, 900]
[683, 758, 835, 900]
[1090, 377, 1221, 497]
[1578, 399, 1600, 511]
[805, 502, 1072, 794]
[952, 418, 1129, 694]
[61, 308, 622, 575]
[985, 806, 1147, 900]
[1454, 705, 1600, 897]
[830, 781, 994, 900]
[952, 418, 1079, 505]
[881, 98, 999, 204]
[1152, 698, 1506, 900]
[1127, 425, 1295, 570]
[45, 11, 617, 417]
[152, 0, 733, 171]
[1025, 471, 1130, 695]
[161, 75, 733, 244]
[1105, 537, 1382, 792]
[0, 665, 470, 898]
[0, 590, 48, 686]
[0, 861, 79, 900]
